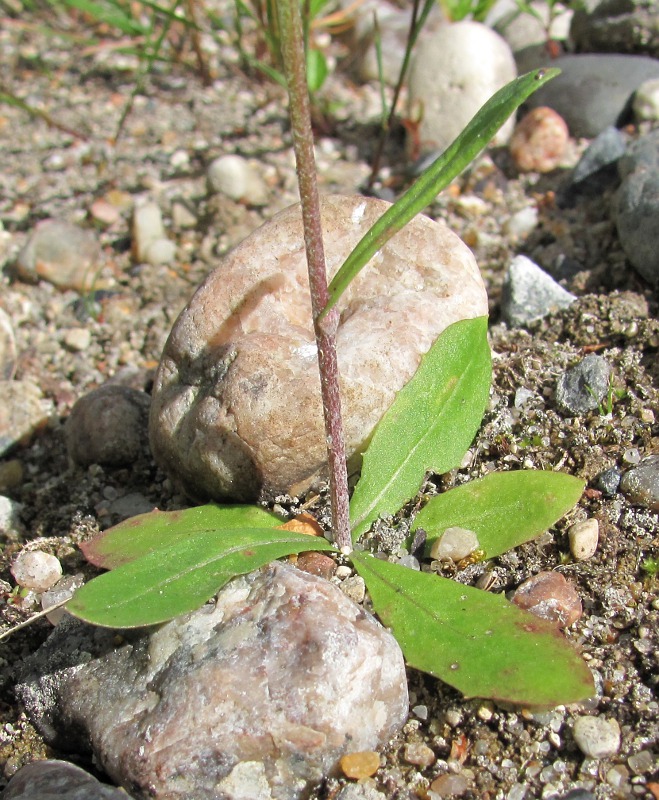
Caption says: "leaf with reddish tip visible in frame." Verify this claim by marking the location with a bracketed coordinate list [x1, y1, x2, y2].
[352, 552, 595, 707]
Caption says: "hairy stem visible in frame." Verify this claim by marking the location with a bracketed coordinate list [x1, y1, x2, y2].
[277, 0, 352, 552]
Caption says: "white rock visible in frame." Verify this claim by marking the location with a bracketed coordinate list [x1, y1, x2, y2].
[430, 527, 480, 562]
[207, 154, 269, 206]
[11, 550, 62, 592]
[144, 237, 176, 266]
[633, 77, 659, 122]
[568, 518, 599, 560]
[501, 254, 576, 327]
[0, 495, 23, 532]
[573, 716, 621, 759]
[132, 201, 166, 263]
[63, 328, 91, 352]
[408, 21, 517, 156]
[0, 307, 17, 380]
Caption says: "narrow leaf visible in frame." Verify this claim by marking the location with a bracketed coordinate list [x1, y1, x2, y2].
[349, 317, 491, 540]
[322, 68, 559, 316]
[413, 471, 585, 560]
[352, 552, 594, 707]
[81, 504, 282, 569]
[69, 528, 335, 628]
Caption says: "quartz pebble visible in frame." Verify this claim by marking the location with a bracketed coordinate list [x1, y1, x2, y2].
[62, 327, 91, 352]
[17, 562, 408, 800]
[430, 527, 480, 562]
[0, 380, 54, 457]
[429, 773, 470, 797]
[11, 550, 62, 592]
[340, 751, 381, 779]
[207, 154, 269, 206]
[403, 742, 436, 767]
[132, 202, 175, 265]
[150, 195, 487, 502]
[336, 786, 387, 800]
[501, 255, 576, 327]
[555, 354, 611, 416]
[511, 571, 582, 627]
[619, 455, 659, 511]
[340, 575, 366, 604]
[568, 519, 599, 560]
[572, 716, 621, 759]
[509, 107, 569, 173]
[0, 307, 17, 379]
[2, 759, 130, 799]
[633, 77, 659, 121]
[65, 384, 151, 467]
[15, 219, 102, 291]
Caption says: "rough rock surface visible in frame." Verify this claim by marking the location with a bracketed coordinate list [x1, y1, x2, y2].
[149, 194, 487, 502]
[1, 760, 130, 799]
[570, 0, 659, 59]
[16, 563, 408, 800]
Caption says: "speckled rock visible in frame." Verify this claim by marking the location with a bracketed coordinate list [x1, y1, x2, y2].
[570, 0, 659, 59]
[572, 716, 621, 759]
[501, 255, 576, 327]
[0, 381, 54, 457]
[509, 107, 569, 173]
[619, 455, 659, 511]
[407, 21, 517, 156]
[555, 354, 611, 415]
[10, 550, 62, 592]
[14, 219, 102, 291]
[567, 518, 599, 560]
[511, 571, 583, 627]
[17, 563, 408, 800]
[1, 760, 130, 799]
[65, 384, 151, 467]
[149, 194, 487, 502]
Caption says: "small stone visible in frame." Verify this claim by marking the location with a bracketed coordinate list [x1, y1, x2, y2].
[504, 207, 539, 239]
[207, 154, 269, 206]
[0, 380, 54, 457]
[62, 327, 91, 352]
[572, 716, 621, 759]
[568, 519, 599, 560]
[336, 785, 387, 800]
[430, 527, 480, 562]
[89, 198, 122, 226]
[107, 492, 155, 519]
[595, 466, 621, 496]
[41, 574, 85, 625]
[11, 550, 63, 592]
[340, 751, 381, 779]
[15, 219, 102, 291]
[0, 495, 23, 532]
[568, 126, 627, 196]
[403, 742, 436, 767]
[341, 575, 366, 604]
[511, 571, 582, 627]
[501, 255, 576, 327]
[143, 237, 176, 265]
[172, 201, 198, 229]
[2, 759, 129, 799]
[510, 107, 569, 173]
[560, 790, 596, 800]
[627, 749, 655, 774]
[555, 354, 611, 415]
[633, 77, 659, 121]
[0, 460, 24, 492]
[0, 307, 17, 379]
[620, 455, 659, 511]
[132, 201, 166, 263]
[65, 384, 151, 467]
[429, 773, 470, 797]
[295, 550, 336, 580]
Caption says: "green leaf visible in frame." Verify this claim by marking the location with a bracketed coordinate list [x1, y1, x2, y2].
[81, 504, 283, 570]
[413, 471, 585, 560]
[352, 552, 594, 707]
[306, 47, 328, 93]
[321, 68, 559, 317]
[349, 317, 491, 540]
[69, 528, 335, 628]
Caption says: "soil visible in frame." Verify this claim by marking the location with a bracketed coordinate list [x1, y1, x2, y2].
[0, 6, 657, 800]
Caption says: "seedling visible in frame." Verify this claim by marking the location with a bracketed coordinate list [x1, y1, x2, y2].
[68, 1, 594, 708]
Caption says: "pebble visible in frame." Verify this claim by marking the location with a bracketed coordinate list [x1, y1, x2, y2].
[627, 749, 655, 774]
[143, 236, 177, 266]
[570, 0, 658, 59]
[511, 571, 583, 627]
[429, 773, 470, 797]
[0, 380, 54, 457]
[0, 495, 23, 532]
[525, 54, 659, 137]
[336, 785, 387, 800]
[341, 575, 367, 604]
[295, 550, 336, 580]
[407, 21, 517, 156]
[1, 759, 130, 799]
[150, 195, 487, 502]
[619, 455, 659, 511]
[403, 742, 436, 767]
[555, 354, 612, 416]
[615, 128, 659, 286]
[106, 491, 155, 519]
[503, 206, 538, 239]
[0, 459, 23, 492]
[11, 550, 62, 592]
[15, 219, 102, 292]
[633, 77, 659, 121]
[0, 307, 17, 379]
[132, 201, 175, 265]
[568, 519, 599, 561]
[207, 154, 269, 206]
[41, 574, 84, 625]
[65, 384, 151, 467]
[62, 327, 91, 352]
[572, 716, 621, 759]
[595, 466, 621, 496]
[17, 562, 408, 800]
[340, 751, 381, 779]
[560, 791, 596, 800]
[501, 255, 576, 327]
[429, 527, 480, 562]
[509, 107, 569, 173]
[567, 126, 627, 197]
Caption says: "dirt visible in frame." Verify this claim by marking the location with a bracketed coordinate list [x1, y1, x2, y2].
[0, 6, 657, 800]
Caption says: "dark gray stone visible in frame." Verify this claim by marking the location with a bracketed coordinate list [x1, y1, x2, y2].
[1, 760, 130, 799]
[568, 127, 628, 195]
[571, 0, 659, 59]
[555, 354, 612, 415]
[620, 455, 659, 511]
[501, 255, 576, 327]
[525, 54, 659, 137]
[595, 467, 622, 496]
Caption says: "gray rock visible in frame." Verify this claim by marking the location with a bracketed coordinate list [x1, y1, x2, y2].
[17, 563, 408, 800]
[572, 716, 621, 759]
[490, 0, 572, 53]
[567, 127, 627, 196]
[0, 307, 16, 380]
[65, 384, 151, 467]
[620, 455, 659, 511]
[149, 195, 487, 502]
[595, 466, 622, 496]
[407, 21, 517, 156]
[614, 129, 659, 285]
[0, 495, 23, 533]
[633, 77, 659, 121]
[555, 354, 612, 416]
[15, 219, 102, 292]
[1, 760, 131, 799]
[501, 255, 576, 327]
[570, 0, 659, 58]
[525, 54, 659, 137]
[0, 380, 54, 457]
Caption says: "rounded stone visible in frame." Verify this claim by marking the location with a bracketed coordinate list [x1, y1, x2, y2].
[633, 77, 659, 121]
[132, 201, 166, 263]
[340, 751, 381, 779]
[511, 571, 582, 627]
[207, 154, 269, 206]
[2, 760, 129, 800]
[509, 107, 569, 173]
[572, 716, 621, 759]
[149, 195, 487, 502]
[65, 384, 151, 467]
[11, 550, 63, 592]
[555, 354, 611, 416]
[0, 380, 54, 457]
[568, 518, 599, 560]
[430, 527, 480, 562]
[619, 455, 659, 511]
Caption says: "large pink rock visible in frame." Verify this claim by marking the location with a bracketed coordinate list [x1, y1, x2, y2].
[150, 195, 487, 502]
